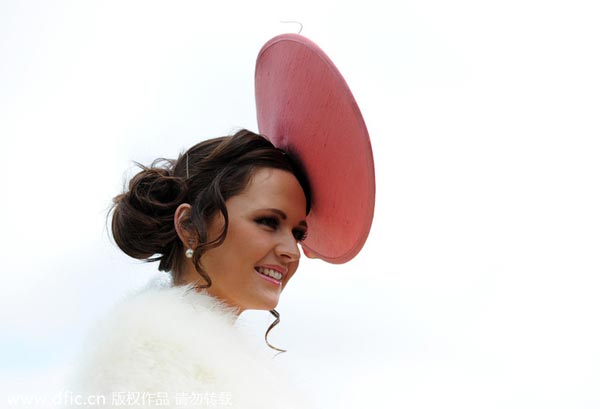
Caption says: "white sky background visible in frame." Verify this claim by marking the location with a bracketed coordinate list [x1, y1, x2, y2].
[1, 0, 599, 408]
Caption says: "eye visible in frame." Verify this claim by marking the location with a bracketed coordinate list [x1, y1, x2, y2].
[255, 216, 279, 229]
[255, 215, 307, 241]
[293, 229, 308, 242]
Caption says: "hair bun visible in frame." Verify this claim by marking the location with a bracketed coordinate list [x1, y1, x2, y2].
[111, 161, 187, 261]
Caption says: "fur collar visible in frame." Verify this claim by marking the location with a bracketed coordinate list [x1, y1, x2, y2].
[69, 274, 308, 408]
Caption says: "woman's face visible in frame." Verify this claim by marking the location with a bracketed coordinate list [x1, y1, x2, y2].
[195, 167, 308, 312]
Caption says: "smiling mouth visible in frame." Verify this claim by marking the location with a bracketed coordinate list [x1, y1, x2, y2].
[255, 267, 283, 282]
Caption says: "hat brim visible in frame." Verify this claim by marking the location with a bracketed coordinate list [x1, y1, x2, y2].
[255, 34, 375, 264]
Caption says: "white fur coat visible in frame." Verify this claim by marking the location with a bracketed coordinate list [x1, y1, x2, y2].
[68, 275, 309, 408]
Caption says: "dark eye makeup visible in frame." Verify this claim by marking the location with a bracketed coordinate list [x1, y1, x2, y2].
[293, 229, 308, 242]
[254, 216, 308, 242]
[255, 216, 279, 229]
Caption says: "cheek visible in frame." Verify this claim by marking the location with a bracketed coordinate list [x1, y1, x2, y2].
[222, 224, 272, 262]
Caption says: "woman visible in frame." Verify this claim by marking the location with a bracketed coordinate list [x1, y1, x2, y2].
[71, 130, 312, 408]
[69, 33, 375, 409]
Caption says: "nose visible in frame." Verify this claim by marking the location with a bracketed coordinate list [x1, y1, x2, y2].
[275, 232, 301, 262]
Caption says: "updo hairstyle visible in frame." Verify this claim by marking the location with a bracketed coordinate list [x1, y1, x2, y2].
[110, 129, 311, 286]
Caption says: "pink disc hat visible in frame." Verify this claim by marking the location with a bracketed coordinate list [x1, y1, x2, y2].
[255, 34, 375, 264]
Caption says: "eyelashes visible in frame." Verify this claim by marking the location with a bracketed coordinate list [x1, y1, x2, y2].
[294, 229, 308, 242]
[255, 216, 279, 229]
[254, 216, 308, 242]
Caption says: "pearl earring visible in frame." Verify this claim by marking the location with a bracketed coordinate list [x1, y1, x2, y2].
[185, 248, 194, 259]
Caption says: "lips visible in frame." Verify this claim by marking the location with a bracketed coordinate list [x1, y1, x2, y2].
[255, 267, 283, 281]
[254, 265, 287, 285]
[255, 268, 282, 286]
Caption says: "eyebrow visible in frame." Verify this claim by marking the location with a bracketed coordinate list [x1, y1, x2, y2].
[266, 208, 308, 228]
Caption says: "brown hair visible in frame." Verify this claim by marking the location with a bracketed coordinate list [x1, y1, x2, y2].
[110, 129, 311, 352]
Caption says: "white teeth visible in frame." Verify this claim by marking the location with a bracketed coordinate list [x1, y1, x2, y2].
[256, 267, 283, 281]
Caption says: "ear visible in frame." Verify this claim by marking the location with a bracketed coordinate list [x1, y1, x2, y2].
[174, 203, 196, 248]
